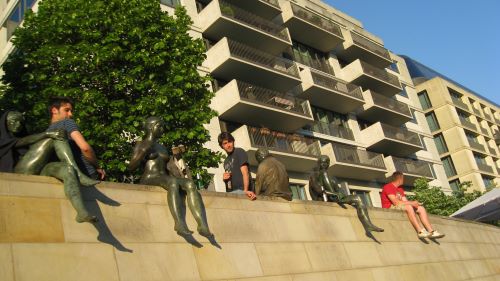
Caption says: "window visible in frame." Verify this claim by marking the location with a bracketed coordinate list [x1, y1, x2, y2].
[305, 106, 354, 139]
[161, 0, 180, 7]
[449, 179, 460, 191]
[418, 90, 432, 110]
[482, 176, 495, 189]
[409, 109, 418, 124]
[389, 61, 399, 73]
[4, 0, 36, 40]
[433, 134, 448, 154]
[291, 41, 334, 75]
[290, 184, 306, 200]
[441, 157, 457, 178]
[350, 189, 372, 207]
[425, 112, 440, 131]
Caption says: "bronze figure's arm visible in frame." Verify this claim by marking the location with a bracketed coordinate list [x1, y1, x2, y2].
[15, 130, 65, 148]
[128, 140, 154, 172]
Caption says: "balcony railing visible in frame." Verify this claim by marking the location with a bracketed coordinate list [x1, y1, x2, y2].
[310, 71, 363, 100]
[393, 157, 433, 178]
[472, 107, 482, 116]
[227, 39, 299, 78]
[476, 162, 494, 174]
[484, 113, 494, 122]
[248, 126, 321, 157]
[479, 126, 489, 136]
[359, 60, 400, 88]
[236, 81, 311, 116]
[351, 32, 391, 60]
[290, 3, 343, 38]
[380, 124, 422, 147]
[261, 0, 280, 8]
[371, 91, 411, 116]
[468, 140, 485, 152]
[488, 146, 496, 155]
[304, 121, 355, 140]
[219, 1, 289, 41]
[332, 144, 386, 169]
[451, 98, 469, 111]
[459, 117, 477, 131]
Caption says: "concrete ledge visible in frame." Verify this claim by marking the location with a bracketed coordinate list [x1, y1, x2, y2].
[0, 173, 499, 281]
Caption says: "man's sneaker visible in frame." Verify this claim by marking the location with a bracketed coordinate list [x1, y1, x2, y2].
[417, 229, 430, 239]
[429, 230, 445, 239]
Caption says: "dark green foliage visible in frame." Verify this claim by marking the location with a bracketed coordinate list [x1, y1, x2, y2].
[407, 178, 483, 216]
[1, 0, 221, 181]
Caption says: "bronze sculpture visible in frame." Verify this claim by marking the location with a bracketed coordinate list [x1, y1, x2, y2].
[309, 155, 384, 233]
[254, 148, 292, 201]
[0, 111, 98, 223]
[128, 117, 212, 238]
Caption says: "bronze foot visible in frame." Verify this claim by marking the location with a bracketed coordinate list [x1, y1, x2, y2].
[366, 224, 384, 232]
[78, 173, 100, 186]
[175, 224, 194, 236]
[197, 226, 214, 239]
[76, 214, 98, 223]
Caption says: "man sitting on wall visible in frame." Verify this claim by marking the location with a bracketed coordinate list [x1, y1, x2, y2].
[381, 171, 445, 239]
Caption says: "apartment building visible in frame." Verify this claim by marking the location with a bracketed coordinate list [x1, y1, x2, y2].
[403, 56, 500, 192]
[0, 0, 451, 206]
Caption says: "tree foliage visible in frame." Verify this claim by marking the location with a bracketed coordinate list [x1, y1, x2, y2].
[407, 178, 483, 216]
[0, 0, 221, 182]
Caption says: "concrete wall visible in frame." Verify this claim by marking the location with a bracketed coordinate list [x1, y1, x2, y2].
[1, 173, 500, 281]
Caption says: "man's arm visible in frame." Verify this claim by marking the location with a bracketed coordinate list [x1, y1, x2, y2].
[70, 131, 105, 179]
[240, 164, 256, 200]
[388, 194, 419, 207]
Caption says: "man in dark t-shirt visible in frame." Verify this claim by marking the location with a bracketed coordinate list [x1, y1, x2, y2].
[218, 132, 255, 200]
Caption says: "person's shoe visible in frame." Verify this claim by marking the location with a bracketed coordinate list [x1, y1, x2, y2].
[417, 229, 430, 239]
[429, 230, 445, 239]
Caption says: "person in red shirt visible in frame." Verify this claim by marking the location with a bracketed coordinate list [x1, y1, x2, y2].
[381, 171, 444, 239]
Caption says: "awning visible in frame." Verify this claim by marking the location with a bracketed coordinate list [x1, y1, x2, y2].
[451, 188, 500, 222]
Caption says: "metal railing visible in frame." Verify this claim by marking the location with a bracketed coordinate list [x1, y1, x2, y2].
[488, 146, 497, 155]
[380, 123, 422, 147]
[476, 162, 494, 174]
[393, 157, 433, 178]
[484, 113, 494, 122]
[351, 32, 391, 60]
[451, 98, 469, 111]
[261, 0, 280, 8]
[236, 81, 311, 116]
[310, 70, 363, 100]
[371, 91, 411, 117]
[468, 140, 485, 152]
[218, 1, 289, 41]
[304, 121, 355, 140]
[248, 126, 321, 157]
[332, 143, 386, 169]
[359, 60, 401, 88]
[227, 39, 299, 78]
[290, 3, 343, 38]
[472, 107, 482, 116]
[479, 126, 489, 136]
[459, 117, 477, 131]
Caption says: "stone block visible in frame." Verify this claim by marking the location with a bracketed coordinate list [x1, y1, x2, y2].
[255, 243, 311, 276]
[0, 176, 65, 199]
[86, 184, 166, 205]
[0, 244, 14, 281]
[463, 259, 495, 278]
[291, 271, 337, 281]
[343, 242, 383, 268]
[304, 242, 351, 271]
[230, 275, 293, 281]
[12, 243, 119, 281]
[193, 243, 263, 280]
[334, 268, 375, 281]
[371, 266, 404, 281]
[309, 215, 357, 242]
[0, 196, 64, 243]
[114, 243, 200, 281]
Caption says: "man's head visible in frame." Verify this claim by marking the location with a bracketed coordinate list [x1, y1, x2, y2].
[6, 111, 24, 134]
[318, 155, 330, 170]
[143, 116, 165, 138]
[255, 148, 270, 163]
[49, 96, 74, 122]
[391, 171, 404, 186]
[218, 132, 235, 154]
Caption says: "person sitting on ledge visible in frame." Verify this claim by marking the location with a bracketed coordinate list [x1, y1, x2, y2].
[381, 171, 445, 239]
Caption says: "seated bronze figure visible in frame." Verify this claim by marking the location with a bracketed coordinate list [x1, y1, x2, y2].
[0, 111, 98, 223]
[128, 117, 212, 238]
[309, 155, 383, 233]
[254, 148, 292, 201]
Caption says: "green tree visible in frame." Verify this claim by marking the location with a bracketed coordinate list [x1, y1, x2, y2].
[407, 178, 483, 216]
[0, 0, 221, 182]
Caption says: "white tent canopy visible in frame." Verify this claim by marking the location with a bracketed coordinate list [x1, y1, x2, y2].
[451, 188, 500, 222]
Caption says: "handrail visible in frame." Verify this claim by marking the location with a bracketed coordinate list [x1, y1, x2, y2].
[332, 143, 386, 169]
[304, 121, 355, 140]
[393, 157, 433, 178]
[370, 91, 411, 116]
[359, 60, 401, 88]
[380, 123, 422, 147]
[351, 32, 391, 60]
[310, 70, 363, 100]
[290, 3, 343, 38]
[248, 126, 321, 157]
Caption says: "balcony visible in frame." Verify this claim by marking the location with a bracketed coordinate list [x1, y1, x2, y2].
[321, 143, 387, 181]
[487, 145, 497, 155]
[468, 140, 486, 153]
[496, 132, 500, 146]
[211, 80, 314, 132]
[204, 38, 301, 91]
[303, 121, 355, 141]
[451, 98, 469, 111]
[476, 162, 494, 174]
[386, 156, 434, 185]
[232, 125, 321, 172]
[479, 126, 490, 136]
[357, 90, 412, 126]
[360, 122, 423, 157]
[484, 113, 495, 123]
[336, 31, 392, 68]
[342, 59, 402, 95]
[297, 68, 364, 114]
[199, 0, 291, 55]
[224, 0, 282, 18]
[281, 2, 344, 52]
[459, 117, 477, 131]
[472, 107, 482, 117]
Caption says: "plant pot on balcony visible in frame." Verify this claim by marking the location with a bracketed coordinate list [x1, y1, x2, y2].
[260, 127, 271, 135]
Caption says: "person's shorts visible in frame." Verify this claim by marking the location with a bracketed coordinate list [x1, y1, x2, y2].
[390, 204, 406, 210]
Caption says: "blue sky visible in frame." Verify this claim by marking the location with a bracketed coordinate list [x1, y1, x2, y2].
[325, 0, 500, 105]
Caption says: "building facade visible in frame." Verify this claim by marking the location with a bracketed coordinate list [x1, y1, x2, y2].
[403, 56, 500, 192]
[1, 0, 451, 206]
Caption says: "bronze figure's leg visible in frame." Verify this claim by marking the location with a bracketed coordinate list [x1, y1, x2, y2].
[41, 162, 97, 223]
[163, 177, 194, 236]
[180, 179, 213, 238]
[52, 140, 100, 186]
[344, 195, 384, 233]
[15, 138, 55, 175]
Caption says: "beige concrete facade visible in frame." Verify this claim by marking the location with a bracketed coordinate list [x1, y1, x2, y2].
[0, 0, 451, 205]
[414, 76, 500, 192]
[1, 173, 500, 281]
